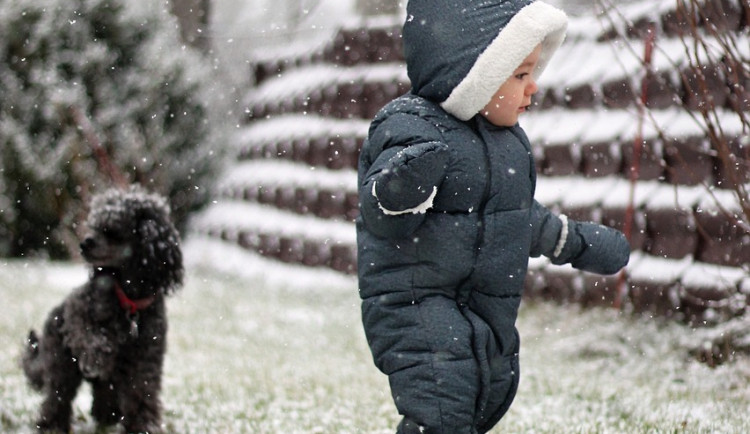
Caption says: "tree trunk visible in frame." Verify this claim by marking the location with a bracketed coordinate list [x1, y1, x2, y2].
[168, 0, 211, 52]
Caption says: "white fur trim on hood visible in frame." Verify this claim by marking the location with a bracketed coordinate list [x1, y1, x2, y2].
[441, 1, 568, 121]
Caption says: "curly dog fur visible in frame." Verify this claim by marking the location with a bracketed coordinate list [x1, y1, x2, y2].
[22, 186, 183, 433]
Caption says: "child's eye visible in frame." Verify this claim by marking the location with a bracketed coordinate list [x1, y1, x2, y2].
[515, 73, 529, 80]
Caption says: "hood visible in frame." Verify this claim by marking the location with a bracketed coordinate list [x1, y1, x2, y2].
[403, 0, 568, 121]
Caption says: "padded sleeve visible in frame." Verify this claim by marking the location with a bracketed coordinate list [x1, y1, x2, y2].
[358, 113, 449, 240]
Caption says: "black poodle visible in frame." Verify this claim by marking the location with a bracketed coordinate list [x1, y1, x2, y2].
[22, 186, 183, 433]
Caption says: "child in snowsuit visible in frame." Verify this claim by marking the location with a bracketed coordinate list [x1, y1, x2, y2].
[356, 0, 630, 433]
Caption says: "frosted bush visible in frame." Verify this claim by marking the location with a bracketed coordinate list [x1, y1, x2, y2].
[0, 0, 220, 258]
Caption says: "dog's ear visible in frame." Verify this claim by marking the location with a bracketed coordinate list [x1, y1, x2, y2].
[138, 215, 164, 243]
[135, 209, 184, 294]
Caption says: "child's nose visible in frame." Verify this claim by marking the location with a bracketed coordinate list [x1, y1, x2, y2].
[526, 78, 538, 95]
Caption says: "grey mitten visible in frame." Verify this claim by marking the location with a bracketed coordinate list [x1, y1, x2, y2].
[374, 141, 449, 213]
[553, 220, 630, 275]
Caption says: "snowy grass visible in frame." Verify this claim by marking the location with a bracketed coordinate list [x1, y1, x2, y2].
[2, 239, 749, 433]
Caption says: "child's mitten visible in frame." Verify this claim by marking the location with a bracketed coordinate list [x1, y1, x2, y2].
[373, 141, 449, 214]
[554, 220, 630, 275]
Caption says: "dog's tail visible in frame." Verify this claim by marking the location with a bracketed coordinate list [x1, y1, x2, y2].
[21, 330, 44, 391]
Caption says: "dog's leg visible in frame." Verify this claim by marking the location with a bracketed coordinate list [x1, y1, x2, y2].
[35, 330, 83, 432]
[116, 340, 165, 434]
[91, 379, 122, 426]
[26, 307, 82, 432]
[118, 371, 163, 433]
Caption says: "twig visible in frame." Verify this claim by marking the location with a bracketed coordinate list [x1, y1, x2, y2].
[596, 0, 750, 234]
[69, 105, 128, 188]
[616, 22, 657, 310]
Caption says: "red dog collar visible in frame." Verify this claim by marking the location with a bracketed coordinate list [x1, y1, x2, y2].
[114, 283, 156, 315]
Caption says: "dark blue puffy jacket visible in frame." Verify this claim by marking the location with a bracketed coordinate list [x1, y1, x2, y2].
[357, 93, 629, 432]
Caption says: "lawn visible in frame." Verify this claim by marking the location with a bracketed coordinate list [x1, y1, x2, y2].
[2, 237, 749, 433]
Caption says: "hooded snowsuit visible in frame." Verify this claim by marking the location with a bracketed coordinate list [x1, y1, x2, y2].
[356, 1, 630, 433]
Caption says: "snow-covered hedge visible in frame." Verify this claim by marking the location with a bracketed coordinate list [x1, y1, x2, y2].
[0, 0, 220, 258]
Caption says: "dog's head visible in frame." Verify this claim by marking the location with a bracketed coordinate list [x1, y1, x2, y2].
[81, 185, 184, 295]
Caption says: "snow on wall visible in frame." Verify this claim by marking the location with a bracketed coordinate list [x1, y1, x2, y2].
[627, 252, 693, 285]
[522, 107, 745, 146]
[243, 63, 407, 108]
[184, 236, 356, 291]
[190, 201, 355, 245]
[231, 114, 370, 149]
[220, 160, 357, 194]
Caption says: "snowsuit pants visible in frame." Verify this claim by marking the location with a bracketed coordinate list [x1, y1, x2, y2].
[363, 294, 521, 434]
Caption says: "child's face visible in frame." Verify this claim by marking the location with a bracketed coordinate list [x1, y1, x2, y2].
[480, 44, 542, 127]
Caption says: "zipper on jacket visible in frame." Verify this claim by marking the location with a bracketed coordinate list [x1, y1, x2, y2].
[456, 117, 493, 305]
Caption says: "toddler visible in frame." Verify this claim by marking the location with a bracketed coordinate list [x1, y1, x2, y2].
[356, 1, 630, 432]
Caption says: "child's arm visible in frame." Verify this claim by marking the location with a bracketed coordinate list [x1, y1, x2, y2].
[370, 141, 449, 214]
[359, 115, 450, 239]
[529, 200, 630, 275]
